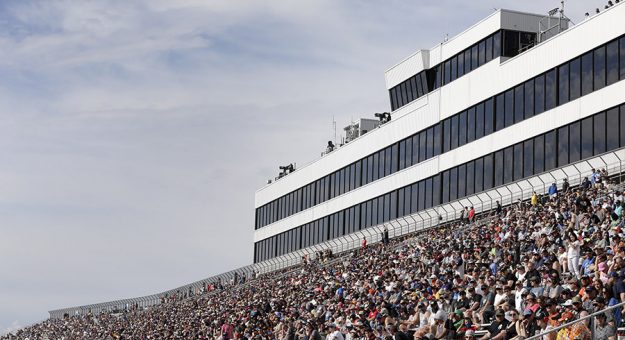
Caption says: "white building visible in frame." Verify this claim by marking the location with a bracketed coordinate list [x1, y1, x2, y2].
[253, 4, 625, 263]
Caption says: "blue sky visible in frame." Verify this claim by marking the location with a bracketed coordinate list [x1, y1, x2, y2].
[0, 0, 608, 334]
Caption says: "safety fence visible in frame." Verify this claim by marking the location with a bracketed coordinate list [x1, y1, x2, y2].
[49, 148, 625, 319]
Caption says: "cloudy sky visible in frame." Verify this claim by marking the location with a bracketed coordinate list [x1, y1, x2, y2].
[0, 0, 608, 333]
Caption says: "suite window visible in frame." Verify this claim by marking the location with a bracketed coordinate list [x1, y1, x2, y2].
[432, 175, 441, 206]
[427, 127, 434, 158]
[425, 178, 433, 209]
[504, 89, 514, 127]
[464, 49, 471, 74]
[467, 107, 476, 143]
[534, 134, 545, 173]
[478, 40, 486, 66]
[545, 69, 557, 111]
[399, 140, 406, 170]
[474, 157, 484, 192]
[384, 193, 391, 222]
[458, 52, 465, 78]
[557, 126, 569, 167]
[545, 130, 557, 171]
[433, 125, 442, 156]
[443, 119, 451, 153]
[389, 192, 397, 220]
[475, 103, 485, 139]
[503, 30, 520, 57]
[485, 35, 494, 63]
[442, 170, 450, 204]
[607, 108, 620, 151]
[466, 161, 475, 196]
[581, 116, 593, 159]
[390, 90, 397, 111]
[373, 153, 380, 181]
[513, 143, 523, 181]
[504, 146, 514, 184]
[411, 76, 419, 99]
[418, 181, 425, 211]
[569, 121, 581, 163]
[449, 168, 458, 201]
[495, 94, 505, 131]
[493, 31, 501, 58]
[366, 155, 373, 183]
[450, 56, 457, 82]
[484, 99, 494, 135]
[594, 45, 606, 91]
[471, 44, 479, 71]
[620, 37, 625, 80]
[405, 136, 413, 167]
[569, 57, 581, 101]
[419, 132, 427, 162]
[483, 154, 494, 190]
[398, 188, 405, 217]
[607, 40, 619, 86]
[581, 51, 593, 96]
[523, 140, 533, 177]
[444, 60, 451, 85]
[398, 83, 406, 107]
[534, 73, 545, 115]
[405, 79, 415, 103]
[524, 79, 534, 118]
[558, 63, 569, 105]
[410, 183, 419, 213]
[404, 186, 412, 215]
[353, 162, 360, 189]
[594, 112, 606, 155]
[458, 111, 467, 147]
[411, 135, 419, 166]
[514, 84, 524, 123]
[416, 75, 424, 98]
[620, 105, 625, 147]
[494, 150, 504, 187]
[378, 150, 385, 179]
[457, 164, 466, 198]
[451, 116, 459, 149]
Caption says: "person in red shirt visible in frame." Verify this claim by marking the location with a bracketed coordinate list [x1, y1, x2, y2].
[362, 237, 367, 250]
[468, 207, 475, 223]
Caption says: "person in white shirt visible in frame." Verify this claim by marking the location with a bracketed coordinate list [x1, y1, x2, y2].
[566, 232, 581, 279]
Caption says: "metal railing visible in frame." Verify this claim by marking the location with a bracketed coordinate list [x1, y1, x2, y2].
[48, 148, 625, 319]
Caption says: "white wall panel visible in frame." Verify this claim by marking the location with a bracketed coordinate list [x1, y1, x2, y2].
[385, 50, 429, 89]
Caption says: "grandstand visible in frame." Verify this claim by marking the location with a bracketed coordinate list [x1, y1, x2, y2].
[5, 2, 625, 340]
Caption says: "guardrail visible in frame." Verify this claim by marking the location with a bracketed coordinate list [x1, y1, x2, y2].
[49, 148, 625, 319]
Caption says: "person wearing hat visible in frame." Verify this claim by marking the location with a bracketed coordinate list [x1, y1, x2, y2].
[478, 309, 508, 340]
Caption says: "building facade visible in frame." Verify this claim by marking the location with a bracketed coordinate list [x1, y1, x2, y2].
[253, 6, 625, 263]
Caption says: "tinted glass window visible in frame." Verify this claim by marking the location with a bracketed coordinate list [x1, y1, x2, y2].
[594, 112, 606, 155]
[471, 45, 478, 71]
[410, 183, 418, 213]
[545, 130, 557, 171]
[457, 164, 466, 198]
[558, 63, 569, 105]
[557, 126, 569, 167]
[458, 52, 465, 78]
[464, 50, 471, 75]
[427, 127, 434, 158]
[476, 103, 485, 139]
[419, 132, 426, 162]
[504, 146, 513, 184]
[442, 171, 449, 203]
[425, 178, 433, 209]
[450, 56, 457, 82]
[479, 40, 486, 66]
[485, 35, 493, 63]
[514, 84, 524, 123]
[390, 89, 397, 111]
[569, 57, 581, 101]
[594, 45, 606, 91]
[504, 89, 514, 127]
[581, 116, 593, 159]
[620, 105, 625, 147]
[607, 40, 619, 86]
[449, 168, 457, 201]
[581, 51, 593, 96]
[444, 60, 451, 85]
[503, 30, 519, 57]
[458, 111, 467, 147]
[399, 140, 406, 170]
[621, 37, 625, 80]
[494, 150, 504, 187]
[416, 74, 424, 97]
[432, 175, 441, 206]
[434, 125, 442, 156]
[474, 157, 484, 192]
[466, 161, 474, 196]
[451, 116, 459, 149]
[493, 31, 501, 58]
[405, 137, 413, 167]
[607, 108, 619, 151]
[483, 154, 494, 190]
[443, 119, 451, 153]
[513, 143, 523, 181]
[412, 135, 419, 165]
[524, 140, 533, 178]
[535, 73, 545, 115]
[467, 107, 476, 143]
[495, 94, 505, 131]
[524, 79, 534, 118]
[534, 134, 544, 173]
[545, 69, 557, 111]
[569, 121, 581, 163]
[484, 99, 494, 135]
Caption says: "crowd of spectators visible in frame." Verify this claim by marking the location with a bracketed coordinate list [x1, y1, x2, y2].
[5, 169, 625, 340]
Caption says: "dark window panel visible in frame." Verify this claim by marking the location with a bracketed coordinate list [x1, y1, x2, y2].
[504, 89, 514, 127]
[458, 111, 467, 147]
[467, 107, 476, 143]
[594, 45, 606, 91]
[485, 35, 494, 63]
[419, 132, 426, 163]
[384, 147, 392, 177]
[405, 78, 415, 103]
[398, 83, 407, 107]
[466, 161, 475, 196]
[449, 167, 458, 201]
[457, 164, 466, 198]
[476, 103, 485, 139]
[444, 60, 451, 85]
[535, 73, 545, 115]
[390, 191, 397, 220]
[378, 150, 385, 179]
[607, 40, 619, 85]
[425, 178, 433, 209]
[620, 105, 625, 147]
[451, 56, 457, 82]
[479, 40, 486, 66]
[513, 143, 523, 181]
[458, 52, 465, 78]
[534, 134, 545, 174]
[607, 108, 619, 151]
[594, 111, 606, 155]
[503, 30, 519, 57]
[545, 69, 557, 111]
[494, 150, 504, 187]
[569, 121, 581, 163]
[412, 135, 419, 165]
[430, 175, 440, 206]
[524, 139, 534, 178]
[442, 170, 450, 203]
[493, 31, 501, 58]
[366, 200, 372, 228]
[418, 181, 425, 211]
[464, 49, 471, 74]
[471, 44, 478, 71]
[621, 37, 625, 80]
[390, 88, 397, 111]
[384, 193, 391, 222]
[558, 63, 569, 105]
[557, 126, 569, 167]
[398, 188, 405, 217]
[372, 153, 379, 181]
[514, 84, 524, 123]
[410, 183, 418, 213]
[484, 154, 494, 190]
[367, 155, 374, 183]
[416, 74, 424, 98]
[399, 140, 406, 170]
[581, 116, 593, 159]
[495, 94, 505, 131]
[569, 57, 581, 101]
[404, 185, 411, 216]
[433, 124, 442, 156]
[545, 130, 557, 171]
[451, 115, 459, 149]
[443, 119, 451, 153]
[427, 127, 434, 158]
[391, 143, 399, 174]
[524, 79, 534, 119]
[420, 73, 428, 96]
[503, 146, 513, 184]
[484, 98, 494, 135]
[405, 136, 413, 167]
[581, 51, 593, 96]
[475, 157, 484, 192]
